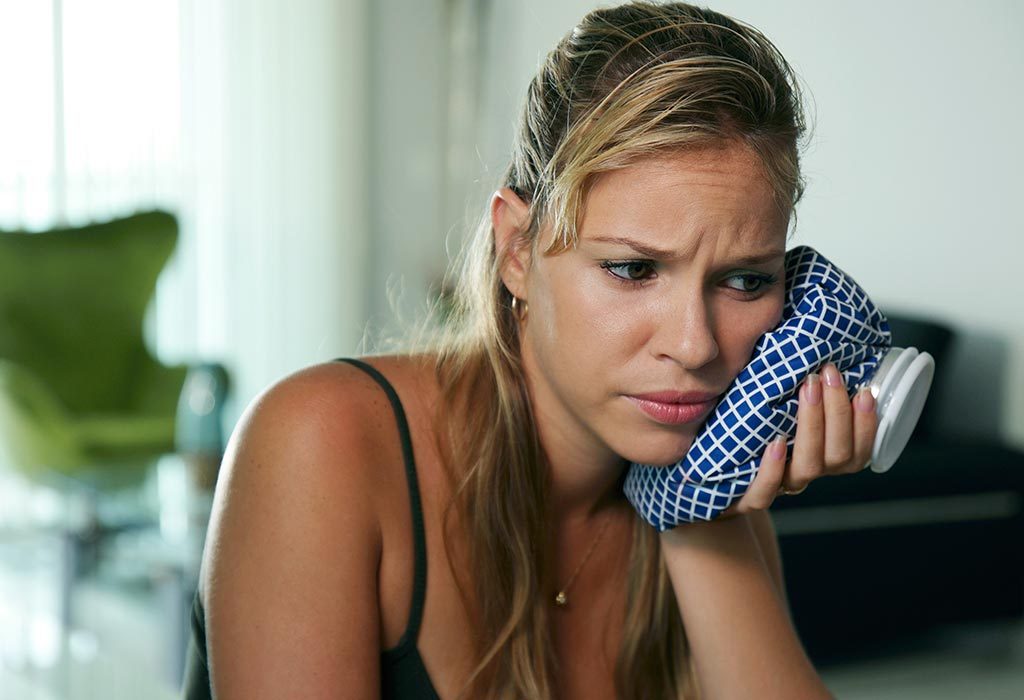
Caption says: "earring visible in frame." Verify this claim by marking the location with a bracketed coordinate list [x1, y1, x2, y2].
[511, 296, 528, 320]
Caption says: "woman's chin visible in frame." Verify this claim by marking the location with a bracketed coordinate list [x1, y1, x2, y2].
[616, 438, 695, 467]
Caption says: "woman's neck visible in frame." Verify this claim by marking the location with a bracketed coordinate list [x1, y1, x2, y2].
[537, 418, 631, 527]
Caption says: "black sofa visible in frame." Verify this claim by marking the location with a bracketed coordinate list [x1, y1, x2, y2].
[769, 312, 1024, 665]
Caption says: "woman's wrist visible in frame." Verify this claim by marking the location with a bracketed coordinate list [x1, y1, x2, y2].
[656, 511, 833, 699]
[658, 511, 751, 549]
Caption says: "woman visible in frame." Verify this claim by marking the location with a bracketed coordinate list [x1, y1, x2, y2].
[184, 2, 879, 698]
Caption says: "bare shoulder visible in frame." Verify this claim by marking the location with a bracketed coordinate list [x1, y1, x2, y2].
[203, 357, 396, 545]
[243, 356, 415, 459]
[198, 356, 423, 699]
[199, 356, 421, 571]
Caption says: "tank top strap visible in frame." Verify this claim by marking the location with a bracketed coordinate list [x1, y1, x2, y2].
[334, 357, 428, 654]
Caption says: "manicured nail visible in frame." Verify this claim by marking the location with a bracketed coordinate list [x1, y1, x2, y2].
[770, 435, 787, 459]
[854, 386, 876, 413]
[823, 363, 842, 388]
[802, 373, 822, 405]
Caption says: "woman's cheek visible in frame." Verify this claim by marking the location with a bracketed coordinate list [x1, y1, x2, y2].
[575, 278, 636, 326]
[720, 299, 784, 372]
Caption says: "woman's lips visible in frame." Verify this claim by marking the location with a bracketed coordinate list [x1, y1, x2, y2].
[626, 395, 718, 425]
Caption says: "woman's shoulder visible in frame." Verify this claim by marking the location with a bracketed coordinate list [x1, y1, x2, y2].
[197, 357, 430, 696]
[197, 354, 439, 601]
[243, 353, 439, 446]
[221, 353, 439, 487]
[230, 356, 396, 461]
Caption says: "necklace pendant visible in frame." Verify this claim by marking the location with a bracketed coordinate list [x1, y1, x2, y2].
[554, 591, 568, 606]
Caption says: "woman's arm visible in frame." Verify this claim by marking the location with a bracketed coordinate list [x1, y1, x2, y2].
[747, 509, 790, 619]
[660, 514, 833, 700]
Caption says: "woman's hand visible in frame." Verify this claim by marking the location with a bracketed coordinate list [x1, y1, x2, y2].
[716, 361, 878, 520]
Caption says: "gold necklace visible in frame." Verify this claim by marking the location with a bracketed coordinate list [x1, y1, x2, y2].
[553, 515, 614, 607]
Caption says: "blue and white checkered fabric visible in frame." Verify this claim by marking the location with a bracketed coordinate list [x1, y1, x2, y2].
[623, 245, 893, 531]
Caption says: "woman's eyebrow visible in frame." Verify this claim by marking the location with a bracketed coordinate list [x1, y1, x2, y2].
[587, 235, 784, 265]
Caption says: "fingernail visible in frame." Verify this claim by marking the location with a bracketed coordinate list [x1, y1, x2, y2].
[823, 363, 842, 388]
[802, 373, 822, 405]
[855, 386, 876, 413]
[770, 435, 787, 459]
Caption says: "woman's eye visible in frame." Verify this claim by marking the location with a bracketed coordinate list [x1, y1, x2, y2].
[599, 263, 777, 295]
[600, 260, 656, 284]
[725, 273, 777, 295]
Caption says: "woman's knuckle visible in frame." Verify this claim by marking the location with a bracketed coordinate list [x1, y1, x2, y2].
[794, 460, 820, 479]
[844, 456, 868, 473]
[828, 445, 854, 466]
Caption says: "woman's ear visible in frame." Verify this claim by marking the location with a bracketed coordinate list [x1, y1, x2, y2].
[491, 187, 532, 300]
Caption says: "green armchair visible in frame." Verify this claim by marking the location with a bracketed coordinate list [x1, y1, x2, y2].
[0, 210, 195, 486]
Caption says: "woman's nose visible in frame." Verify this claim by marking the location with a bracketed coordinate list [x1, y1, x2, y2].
[650, 293, 720, 369]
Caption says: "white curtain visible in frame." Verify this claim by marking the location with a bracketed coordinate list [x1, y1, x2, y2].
[164, 0, 371, 430]
[0, 0, 181, 231]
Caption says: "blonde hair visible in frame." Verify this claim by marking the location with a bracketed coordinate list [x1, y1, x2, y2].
[405, 2, 808, 697]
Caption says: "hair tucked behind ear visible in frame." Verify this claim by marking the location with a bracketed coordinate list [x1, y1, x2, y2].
[404, 2, 807, 697]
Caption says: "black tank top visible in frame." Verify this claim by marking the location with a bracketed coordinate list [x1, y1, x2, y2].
[180, 357, 441, 699]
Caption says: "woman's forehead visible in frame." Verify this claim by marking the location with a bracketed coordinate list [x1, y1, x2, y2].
[587, 146, 773, 201]
[576, 150, 786, 249]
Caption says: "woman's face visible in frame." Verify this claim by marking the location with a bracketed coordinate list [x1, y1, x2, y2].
[513, 144, 788, 467]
